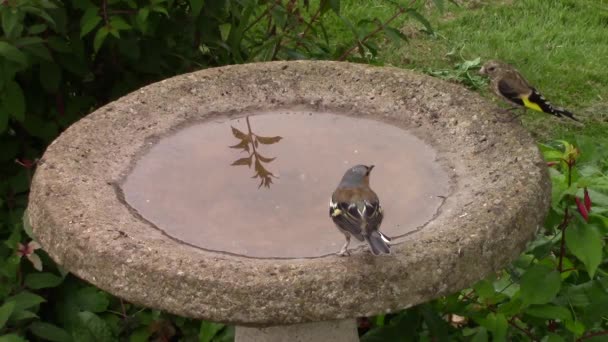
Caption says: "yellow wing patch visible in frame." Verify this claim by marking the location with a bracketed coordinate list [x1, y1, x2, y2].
[331, 209, 342, 217]
[522, 96, 543, 113]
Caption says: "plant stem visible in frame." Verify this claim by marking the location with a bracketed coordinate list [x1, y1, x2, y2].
[557, 159, 575, 272]
[557, 207, 569, 272]
[508, 317, 538, 341]
[337, 0, 414, 61]
[101, 0, 109, 25]
[578, 330, 608, 341]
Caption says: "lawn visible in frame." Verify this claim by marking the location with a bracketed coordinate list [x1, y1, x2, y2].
[328, 0, 608, 141]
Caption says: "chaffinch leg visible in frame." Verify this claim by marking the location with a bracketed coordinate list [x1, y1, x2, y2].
[337, 234, 351, 256]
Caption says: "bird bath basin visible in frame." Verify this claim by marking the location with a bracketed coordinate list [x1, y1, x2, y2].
[27, 61, 550, 341]
[121, 111, 448, 258]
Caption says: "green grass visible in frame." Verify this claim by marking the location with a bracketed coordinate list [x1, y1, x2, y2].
[326, 0, 608, 142]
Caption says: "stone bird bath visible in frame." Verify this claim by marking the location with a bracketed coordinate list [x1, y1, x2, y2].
[27, 61, 550, 341]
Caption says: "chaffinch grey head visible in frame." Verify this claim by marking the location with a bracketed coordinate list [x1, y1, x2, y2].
[479, 60, 580, 122]
[329, 164, 391, 256]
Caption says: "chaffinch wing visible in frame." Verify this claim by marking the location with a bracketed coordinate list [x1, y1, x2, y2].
[329, 164, 391, 256]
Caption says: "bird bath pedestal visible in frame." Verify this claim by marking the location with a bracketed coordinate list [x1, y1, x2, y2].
[27, 61, 550, 341]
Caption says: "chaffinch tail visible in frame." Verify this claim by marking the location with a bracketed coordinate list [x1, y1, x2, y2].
[479, 60, 580, 122]
[329, 164, 391, 256]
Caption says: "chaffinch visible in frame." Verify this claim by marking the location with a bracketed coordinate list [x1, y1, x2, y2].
[329, 164, 391, 256]
[479, 60, 580, 122]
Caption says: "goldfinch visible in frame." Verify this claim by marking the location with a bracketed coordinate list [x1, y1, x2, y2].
[479, 60, 580, 122]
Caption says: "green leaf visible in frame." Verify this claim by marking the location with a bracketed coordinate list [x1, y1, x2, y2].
[497, 298, 523, 316]
[0, 42, 28, 66]
[584, 294, 608, 323]
[566, 221, 602, 277]
[13, 37, 44, 47]
[29, 322, 72, 342]
[109, 16, 131, 30]
[420, 303, 449, 340]
[406, 9, 434, 34]
[565, 319, 585, 336]
[6, 291, 46, 312]
[11, 310, 38, 321]
[2, 8, 21, 37]
[383, 26, 408, 45]
[28, 24, 48, 35]
[542, 333, 565, 342]
[0, 107, 8, 133]
[471, 327, 488, 342]
[525, 304, 572, 321]
[0, 334, 27, 342]
[136, 8, 149, 32]
[93, 26, 109, 53]
[476, 313, 507, 342]
[1, 81, 25, 121]
[23, 44, 52, 61]
[128, 328, 150, 342]
[76, 287, 109, 312]
[520, 264, 561, 305]
[199, 321, 224, 342]
[0, 301, 15, 329]
[47, 37, 71, 53]
[189, 0, 204, 17]
[21, 6, 56, 27]
[40, 62, 62, 92]
[80, 7, 101, 37]
[73, 312, 113, 342]
[25, 272, 63, 289]
[474, 279, 496, 301]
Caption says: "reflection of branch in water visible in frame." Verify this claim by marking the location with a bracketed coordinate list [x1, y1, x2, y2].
[229, 116, 282, 188]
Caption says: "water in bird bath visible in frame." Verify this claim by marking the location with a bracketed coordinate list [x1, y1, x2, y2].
[121, 111, 450, 258]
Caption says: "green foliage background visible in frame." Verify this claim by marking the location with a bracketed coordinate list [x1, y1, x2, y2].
[1, 0, 608, 341]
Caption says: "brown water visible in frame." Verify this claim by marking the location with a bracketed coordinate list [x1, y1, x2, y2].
[121, 111, 450, 258]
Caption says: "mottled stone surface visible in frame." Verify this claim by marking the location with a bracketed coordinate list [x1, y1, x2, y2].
[28, 61, 550, 325]
[235, 319, 358, 342]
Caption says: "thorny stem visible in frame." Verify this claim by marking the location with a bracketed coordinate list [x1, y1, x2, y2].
[577, 330, 608, 341]
[298, 3, 323, 43]
[461, 291, 537, 340]
[508, 317, 538, 341]
[337, 0, 414, 61]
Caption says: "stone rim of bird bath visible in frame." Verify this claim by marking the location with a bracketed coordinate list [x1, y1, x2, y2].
[27, 60, 550, 326]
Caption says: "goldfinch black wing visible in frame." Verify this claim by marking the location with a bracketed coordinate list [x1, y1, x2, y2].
[497, 79, 526, 107]
[498, 75, 580, 122]
[527, 88, 580, 122]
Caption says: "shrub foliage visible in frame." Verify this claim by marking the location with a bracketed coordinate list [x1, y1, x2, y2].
[2, 0, 607, 341]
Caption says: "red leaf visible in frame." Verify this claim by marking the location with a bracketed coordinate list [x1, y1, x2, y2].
[230, 126, 249, 140]
[575, 197, 589, 222]
[231, 156, 252, 167]
[546, 161, 558, 167]
[584, 188, 592, 212]
[255, 135, 282, 144]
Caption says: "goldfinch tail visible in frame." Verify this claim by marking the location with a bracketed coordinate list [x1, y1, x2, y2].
[366, 231, 391, 255]
[528, 88, 580, 122]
